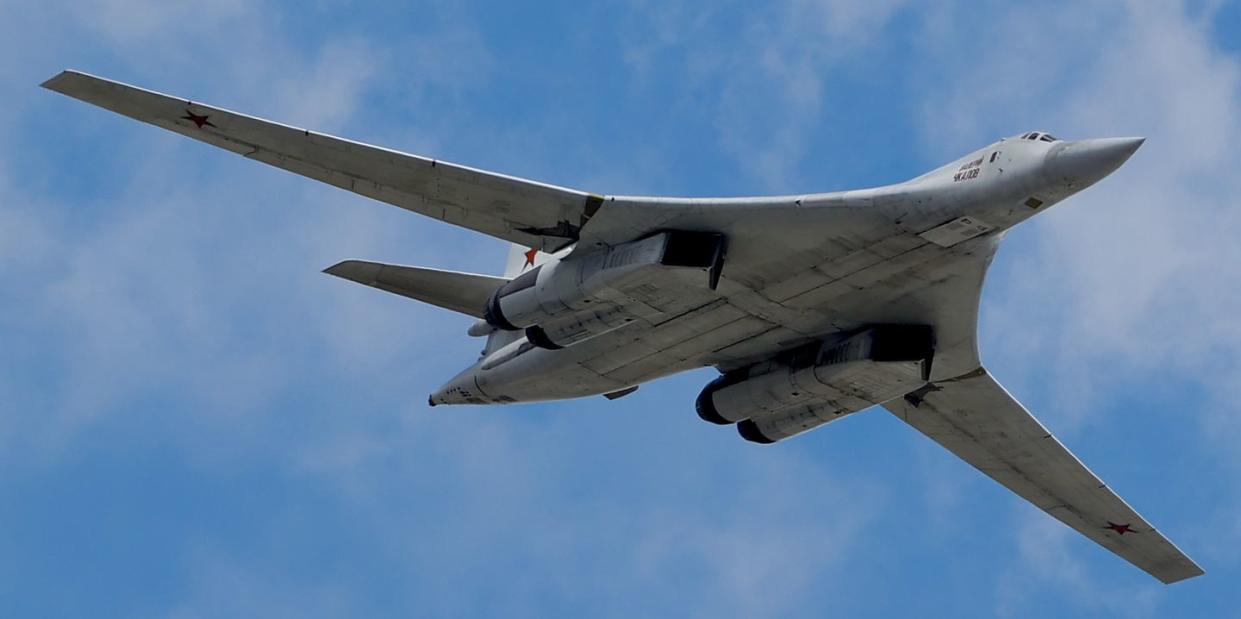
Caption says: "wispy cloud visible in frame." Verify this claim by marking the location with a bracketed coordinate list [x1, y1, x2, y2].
[0, 0, 500, 456]
[908, 0, 1241, 605]
[3, 1, 1238, 616]
[941, 1, 1241, 430]
[617, 0, 912, 191]
[287, 403, 888, 617]
[995, 509, 1159, 618]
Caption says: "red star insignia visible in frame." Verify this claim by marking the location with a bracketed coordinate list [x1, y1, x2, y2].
[181, 110, 216, 129]
[523, 247, 539, 268]
[1104, 521, 1135, 535]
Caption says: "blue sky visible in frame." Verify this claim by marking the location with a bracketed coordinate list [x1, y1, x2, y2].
[2, 0, 1239, 616]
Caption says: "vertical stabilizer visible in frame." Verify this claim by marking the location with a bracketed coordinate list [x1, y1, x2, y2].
[502, 243, 550, 277]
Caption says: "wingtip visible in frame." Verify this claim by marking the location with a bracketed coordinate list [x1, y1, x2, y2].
[1164, 563, 1206, 585]
[322, 260, 379, 283]
[322, 261, 354, 276]
[40, 69, 99, 94]
[40, 69, 117, 95]
[39, 69, 73, 91]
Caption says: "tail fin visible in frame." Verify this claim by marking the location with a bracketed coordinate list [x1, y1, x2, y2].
[502, 243, 549, 278]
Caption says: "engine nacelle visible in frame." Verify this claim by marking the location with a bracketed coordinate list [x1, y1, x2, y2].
[484, 231, 725, 348]
[524, 303, 635, 349]
[736, 401, 859, 444]
[695, 326, 934, 442]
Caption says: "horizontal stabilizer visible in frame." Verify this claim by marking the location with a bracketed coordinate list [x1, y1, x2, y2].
[324, 260, 507, 318]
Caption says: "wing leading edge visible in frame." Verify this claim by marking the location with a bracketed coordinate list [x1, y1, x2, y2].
[883, 368, 1202, 584]
[41, 70, 605, 252]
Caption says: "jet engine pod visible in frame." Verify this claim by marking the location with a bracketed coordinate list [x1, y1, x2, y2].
[485, 231, 728, 347]
[695, 372, 743, 425]
[736, 418, 776, 444]
[737, 402, 855, 444]
[697, 325, 935, 439]
[524, 303, 638, 350]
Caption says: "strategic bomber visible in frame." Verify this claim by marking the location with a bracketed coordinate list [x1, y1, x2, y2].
[43, 70, 1203, 584]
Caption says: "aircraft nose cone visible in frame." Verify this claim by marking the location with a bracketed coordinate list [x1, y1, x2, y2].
[1046, 137, 1144, 188]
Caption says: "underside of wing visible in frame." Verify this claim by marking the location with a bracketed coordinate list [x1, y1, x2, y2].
[883, 368, 1202, 584]
[324, 260, 506, 318]
[42, 70, 606, 252]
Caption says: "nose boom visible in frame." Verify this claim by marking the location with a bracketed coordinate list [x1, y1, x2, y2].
[1046, 137, 1144, 187]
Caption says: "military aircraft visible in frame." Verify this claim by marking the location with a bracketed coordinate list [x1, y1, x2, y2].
[43, 70, 1203, 584]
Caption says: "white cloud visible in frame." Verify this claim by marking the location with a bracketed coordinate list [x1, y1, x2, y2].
[995, 508, 1160, 617]
[283, 397, 887, 617]
[967, 1, 1241, 428]
[5, 0, 1237, 614]
[908, 0, 1241, 601]
[0, 0, 495, 457]
[619, 1, 912, 190]
[164, 545, 359, 619]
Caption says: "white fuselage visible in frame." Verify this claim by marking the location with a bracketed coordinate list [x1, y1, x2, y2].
[430, 133, 1138, 405]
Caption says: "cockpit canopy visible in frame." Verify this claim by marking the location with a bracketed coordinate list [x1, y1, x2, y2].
[1020, 131, 1060, 143]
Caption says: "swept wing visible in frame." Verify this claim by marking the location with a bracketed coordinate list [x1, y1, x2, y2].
[883, 370, 1203, 583]
[41, 70, 604, 252]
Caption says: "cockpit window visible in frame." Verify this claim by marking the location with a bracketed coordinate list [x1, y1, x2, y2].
[1021, 131, 1060, 142]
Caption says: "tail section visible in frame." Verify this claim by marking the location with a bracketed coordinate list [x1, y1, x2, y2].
[324, 260, 507, 318]
[503, 243, 549, 278]
[325, 245, 552, 358]
[488, 244, 550, 355]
